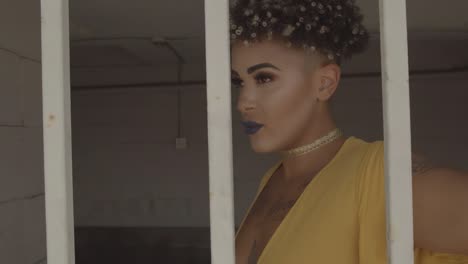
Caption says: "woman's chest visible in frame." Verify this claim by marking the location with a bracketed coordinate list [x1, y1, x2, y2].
[236, 180, 309, 263]
[257, 184, 360, 264]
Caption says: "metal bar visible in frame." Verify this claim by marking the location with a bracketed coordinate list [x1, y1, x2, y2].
[204, 0, 236, 263]
[40, 0, 75, 263]
[378, 0, 414, 263]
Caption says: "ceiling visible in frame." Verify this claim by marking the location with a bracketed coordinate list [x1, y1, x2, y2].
[69, 0, 468, 85]
[70, 0, 468, 39]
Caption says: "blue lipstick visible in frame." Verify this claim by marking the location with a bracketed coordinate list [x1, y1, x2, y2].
[241, 121, 264, 135]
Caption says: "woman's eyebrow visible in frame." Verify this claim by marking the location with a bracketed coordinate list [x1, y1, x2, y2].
[247, 63, 281, 74]
[231, 70, 240, 77]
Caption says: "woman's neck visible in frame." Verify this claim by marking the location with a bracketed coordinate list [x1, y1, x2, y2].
[280, 106, 345, 181]
[281, 136, 346, 181]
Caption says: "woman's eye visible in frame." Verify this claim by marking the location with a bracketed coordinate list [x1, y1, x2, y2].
[231, 78, 243, 88]
[255, 73, 274, 85]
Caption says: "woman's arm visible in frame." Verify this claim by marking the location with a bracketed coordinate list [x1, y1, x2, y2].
[412, 153, 468, 255]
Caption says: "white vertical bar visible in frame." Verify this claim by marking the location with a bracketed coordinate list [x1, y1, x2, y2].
[40, 0, 75, 263]
[204, 0, 236, 263]
[378, 0, 414, 263]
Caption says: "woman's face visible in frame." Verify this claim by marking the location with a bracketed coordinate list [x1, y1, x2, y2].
[231, 41, 326, 153]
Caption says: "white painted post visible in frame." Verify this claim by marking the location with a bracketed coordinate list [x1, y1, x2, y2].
[204, 0, 236, 263]
[40, 0, 75, 263]
[378, 0, 414, 263]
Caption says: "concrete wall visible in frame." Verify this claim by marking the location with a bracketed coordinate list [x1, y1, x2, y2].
[71, 85, 277, 227]
[0, 0, 46, 263]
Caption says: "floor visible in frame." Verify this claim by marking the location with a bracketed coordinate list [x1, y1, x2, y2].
[75, 227, 211, 264]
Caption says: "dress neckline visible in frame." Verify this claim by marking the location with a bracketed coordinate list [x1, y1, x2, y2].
[236, 136, 356, 263]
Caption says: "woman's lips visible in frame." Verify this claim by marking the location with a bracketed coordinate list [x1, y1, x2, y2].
[241, 121, 264, 135]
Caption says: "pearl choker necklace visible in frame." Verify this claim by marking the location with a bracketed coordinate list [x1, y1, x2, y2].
[281, 128, 343, 159]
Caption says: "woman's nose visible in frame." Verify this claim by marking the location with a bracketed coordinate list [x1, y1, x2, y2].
[236, 88, 256, 114]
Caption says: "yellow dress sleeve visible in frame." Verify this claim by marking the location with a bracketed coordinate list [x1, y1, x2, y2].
[357, 141, 468, 264]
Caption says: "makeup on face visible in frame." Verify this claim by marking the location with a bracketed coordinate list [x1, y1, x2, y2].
[241, 120, 264, 135]
[231, 71, 243, 89]
[246, 63, 280, 74]
[231, 41, 327, 153]
[233, 62, 281, 135]
[231, 62, 281, 89]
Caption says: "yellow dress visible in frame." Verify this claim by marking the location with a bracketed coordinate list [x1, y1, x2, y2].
[236, 136, 468, 263]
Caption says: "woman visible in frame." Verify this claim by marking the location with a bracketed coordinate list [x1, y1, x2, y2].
[229, 0, 468, 263]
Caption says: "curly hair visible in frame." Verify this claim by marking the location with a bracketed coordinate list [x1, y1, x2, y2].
[230, 0, 369, 64]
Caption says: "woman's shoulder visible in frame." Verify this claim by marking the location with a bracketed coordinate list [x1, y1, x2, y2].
[347, 136, 384, 151]
[332, 136, 384, 169]
[345, 136, 385, 169]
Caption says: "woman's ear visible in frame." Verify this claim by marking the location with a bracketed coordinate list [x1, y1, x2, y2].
[317, 63, 341, 101]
